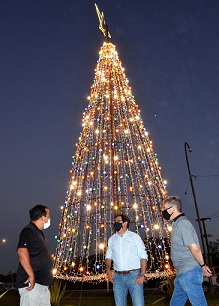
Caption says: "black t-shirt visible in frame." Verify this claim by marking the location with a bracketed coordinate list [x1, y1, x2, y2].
[16, 221, 53, 288]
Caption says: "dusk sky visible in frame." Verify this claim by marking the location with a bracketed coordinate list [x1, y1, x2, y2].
[1, 1, 219, 275]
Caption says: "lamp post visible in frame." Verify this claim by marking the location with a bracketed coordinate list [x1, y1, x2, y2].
[184, 142, 208, 265]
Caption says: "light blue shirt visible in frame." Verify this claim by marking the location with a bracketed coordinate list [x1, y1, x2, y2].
[105, 230, 148, 271]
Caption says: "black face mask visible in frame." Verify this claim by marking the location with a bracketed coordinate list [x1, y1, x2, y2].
[114, 222, 123, 232]
[162, 208, 173, 221]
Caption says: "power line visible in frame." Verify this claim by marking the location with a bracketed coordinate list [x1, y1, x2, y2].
[193, 174, 219, 178]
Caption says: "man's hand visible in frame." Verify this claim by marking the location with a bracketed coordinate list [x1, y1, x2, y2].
[24, 275, 35, 291]
[135, 274, 144, 286]
[202, 265, 212, 277]
[135, 258, 147, 286]
[106, 270, 114, 283]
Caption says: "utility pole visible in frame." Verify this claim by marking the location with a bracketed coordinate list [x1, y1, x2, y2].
[200, 217, 212, 267]
[184, 142, 208, 264]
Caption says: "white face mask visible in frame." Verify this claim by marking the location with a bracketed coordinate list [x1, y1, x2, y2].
[43, 218, 51, 229]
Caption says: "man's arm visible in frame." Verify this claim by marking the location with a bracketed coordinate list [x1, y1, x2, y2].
[188, 243, 212, 277]
[135, 258, 147, 285]
[105, 258, 113, 283]
[17, 248, 35, 290]
[140, 258, 147, 275]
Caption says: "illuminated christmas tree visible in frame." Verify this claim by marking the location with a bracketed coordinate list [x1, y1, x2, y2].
[53, 5, 173, 282]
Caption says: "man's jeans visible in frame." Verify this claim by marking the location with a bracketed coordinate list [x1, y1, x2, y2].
[171, 266, 207, 306]
[18, 283, 51, 306]
[113, 269, 144, 306]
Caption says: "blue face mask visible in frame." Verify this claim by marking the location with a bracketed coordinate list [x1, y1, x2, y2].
[114, 222, 123, 232]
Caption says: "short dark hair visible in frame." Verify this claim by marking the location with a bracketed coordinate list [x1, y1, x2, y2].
[163, 196, 182, 212]
[115, 214, 130, 229]
[29, 205, 48, 221]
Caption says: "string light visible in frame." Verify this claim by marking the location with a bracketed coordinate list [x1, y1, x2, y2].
[99, 243, 105, 250]
[54, 41, 173, 282]
[167, 225, 173, 232]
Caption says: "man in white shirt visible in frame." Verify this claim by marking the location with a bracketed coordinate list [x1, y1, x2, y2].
[105, 214, 148, 306]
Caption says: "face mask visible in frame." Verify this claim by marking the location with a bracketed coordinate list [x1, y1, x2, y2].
[162, 208, 173, 221]
[114, 222, 123, 232]
[43, 218, 51, 229]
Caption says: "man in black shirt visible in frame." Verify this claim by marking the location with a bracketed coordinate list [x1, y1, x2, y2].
[16, 204, 53, 306]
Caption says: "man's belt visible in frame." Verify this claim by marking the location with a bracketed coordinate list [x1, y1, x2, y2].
[114, 269, 139, 275]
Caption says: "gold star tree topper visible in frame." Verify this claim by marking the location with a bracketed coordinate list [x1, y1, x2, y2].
[95, 3, 111, 40]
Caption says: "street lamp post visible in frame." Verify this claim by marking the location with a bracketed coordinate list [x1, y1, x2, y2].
[184, 142, 208, 265]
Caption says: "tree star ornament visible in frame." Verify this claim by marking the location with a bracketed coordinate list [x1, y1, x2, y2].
[95, 3, 111, 40]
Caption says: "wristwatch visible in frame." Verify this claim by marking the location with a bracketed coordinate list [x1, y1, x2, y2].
[140, 273, 145, 277]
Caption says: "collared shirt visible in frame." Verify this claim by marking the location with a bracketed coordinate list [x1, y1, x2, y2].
[16, 221, 53, 288]
[105, 229, 148, 271]
[171, 215, 200, 275]
[172, 213, 185, 222]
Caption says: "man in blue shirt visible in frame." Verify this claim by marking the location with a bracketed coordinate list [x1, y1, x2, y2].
[105, 214, 148, 306]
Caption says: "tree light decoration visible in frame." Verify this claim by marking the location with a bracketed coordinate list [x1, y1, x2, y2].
[54, 7, 174, 282]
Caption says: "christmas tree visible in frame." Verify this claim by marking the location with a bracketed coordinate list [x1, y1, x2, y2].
[53, 5, 173, 282]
